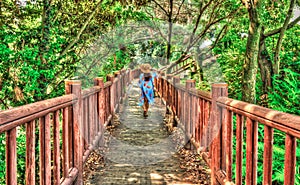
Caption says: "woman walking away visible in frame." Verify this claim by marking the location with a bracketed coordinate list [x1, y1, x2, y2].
[138, 64, 155, 117]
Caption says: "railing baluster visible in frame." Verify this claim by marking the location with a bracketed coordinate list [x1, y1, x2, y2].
[284, 134, 296, 185]
[199, 98, 204, 148]
[39, 114, 51, 185]
[63, 107, 69, 178]
[107, 74, 115, 123]
[26, 120, 35, 185]
[263, 125, 273, 185]
[84, 98, 88, 150]
[204, 100, 210, 152]
[225, 110, 233, 181]
[246, 117, 258, 185]
[6, 128, 17, 185]
[236, 114, 243, 185]
[193, 95, 197, 141]
[89, 95, 93, 143]
[45, 114, 51, 185]
[53, 110, 60, 185]
[39, 117, 45, 185]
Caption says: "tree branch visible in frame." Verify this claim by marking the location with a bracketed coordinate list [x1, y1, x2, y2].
[263, 15, 300, 38]
[174, 0, 185, 22]
[208, 24, 228, 52]
[60, 0, 102, 57]
[152, 0, 169, 16]
[273, 0, 296, 74]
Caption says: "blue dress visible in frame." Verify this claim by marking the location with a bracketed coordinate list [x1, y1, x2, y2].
[138, 72, 156, 106]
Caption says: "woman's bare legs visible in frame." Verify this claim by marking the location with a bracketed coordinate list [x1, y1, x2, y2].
[143, 97, 149, 117]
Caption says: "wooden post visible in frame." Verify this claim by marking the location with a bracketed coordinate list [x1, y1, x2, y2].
[114, 71, 120, 106]
[65, 80, 83, 185]
[284, 134, 296, 185]
[62, 107, 69, 179]
[107, 75, 115, 124]
[26, 120, 35, 185]
[185, 79, 195, 148]
[173, 76, 180, 116]
[65, 82, 73, 167]
[121, 69, 126, 97]
[94, 77, 105, 146]
[160, 72, 165, 100]
[166, 74, 173, 113]
[210, 83, 228, 185]
[53, 111, 60, 185]
[6, 128, 17, 185]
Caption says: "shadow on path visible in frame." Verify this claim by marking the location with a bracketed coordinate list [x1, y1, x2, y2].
[84, 80, 210, 185]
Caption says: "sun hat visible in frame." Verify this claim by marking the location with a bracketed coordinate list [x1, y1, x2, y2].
[140, 64, 151, 73]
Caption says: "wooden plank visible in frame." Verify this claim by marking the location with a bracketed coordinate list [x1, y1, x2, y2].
[284, 134, 296, 185]
[70, 81, 83, 185]
[89, 96, 93, 144]
[60, 168, 78, 185]
[53, 110, 60, 185]
[211, 83, 228, 185]
[0, 95, 73, 125]
[0, 101, 73, 133]
[263, 125, 273, 185]
[235, 114, 243, 185]
[62, 107, 69, 178]
[199, 98, 204, 147]
[225, 109, 233, 181]
[44, 114, 51, 185]
[91, 94, 95, 143]
[39, 117, 45, 185]
[246, 118, 258, 185]
[84, 98, 88, 150]
[6, 128, 17, 185]
[217, 97, 300, 132]
[218, 103, 300, 138]
[186, 80, 195, 136]
[81, 86, 101, 98]
[194, 96, 197, 139]
[26, 120, 35, 185]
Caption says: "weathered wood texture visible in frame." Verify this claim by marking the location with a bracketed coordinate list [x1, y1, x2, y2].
[155, 74, 300, 185]
[0, 69, 132, 185]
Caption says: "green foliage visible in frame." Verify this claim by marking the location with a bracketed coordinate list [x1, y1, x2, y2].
[213, 26, 248, 99]
[269, 68, 300, 115]
[0, 0, 149, 109]
[268, 26, 300, 115]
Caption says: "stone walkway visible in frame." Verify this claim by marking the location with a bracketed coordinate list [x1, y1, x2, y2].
[84, 80, 210, 185]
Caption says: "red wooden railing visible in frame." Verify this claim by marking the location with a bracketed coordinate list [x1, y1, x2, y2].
[155, 72, 300, 185]
[0, 68, 139, 185]
[1, 66, 299, 185]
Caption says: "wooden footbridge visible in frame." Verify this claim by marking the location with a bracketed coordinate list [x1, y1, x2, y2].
[0, 67, 299, 185]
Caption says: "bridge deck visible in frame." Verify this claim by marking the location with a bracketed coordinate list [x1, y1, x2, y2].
[83, 80, 210, 185]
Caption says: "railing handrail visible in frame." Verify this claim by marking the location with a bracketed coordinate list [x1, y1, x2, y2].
[217, 96, 300, 136]
[0, 68, 137, 185]
[156, 73, 299, 185]
[0, 94, 75, 128]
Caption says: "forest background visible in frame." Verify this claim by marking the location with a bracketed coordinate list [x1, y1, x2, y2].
[0, 0, 299, 184]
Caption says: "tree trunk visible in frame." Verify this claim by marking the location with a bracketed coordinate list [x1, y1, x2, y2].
[166, 21, 172, 65]
[242, 0, 262, 104]
[258, 35, 273, 94]
[166, 0, 173, 66]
